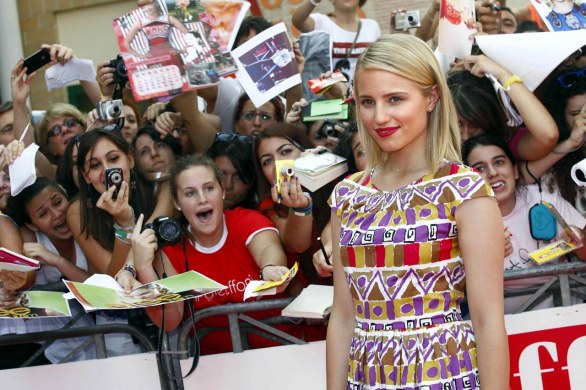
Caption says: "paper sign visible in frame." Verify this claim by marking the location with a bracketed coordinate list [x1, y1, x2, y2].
[232, 23, 301, 108]
[44, 58, 96, 91]
[438, 0, 477, 59]
[9, 143, 39, 196]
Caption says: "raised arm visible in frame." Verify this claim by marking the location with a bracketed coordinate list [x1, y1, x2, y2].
[415, 1, 440, 41]
[171, 91, 217, 154]
[291, 0, 317, 33]
[464, 54, 558, 161]
[457, 196, 509, 389]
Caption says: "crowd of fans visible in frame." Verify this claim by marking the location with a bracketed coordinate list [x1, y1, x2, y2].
[0, 0, 584, 370]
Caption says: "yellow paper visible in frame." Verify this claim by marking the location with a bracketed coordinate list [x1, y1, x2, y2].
[253, 262, 298, 292]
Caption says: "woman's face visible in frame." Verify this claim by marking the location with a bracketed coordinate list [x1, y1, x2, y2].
[257, 136, 303, 183]
[356, 69, 436, 156]
[332, 0, 360, 12]
[46, 116, 84, 157]
[82, 138, 134, 194]
[235, 100, 278, 135]
[467, 144, 518, 215]
[565, 93, 586, 131]
[121, 106, 139, 144]
[351, 132, 366, 171]
[457, 113, 484, 142]
[0, 171, 11, 211]
[135, 134, 175, 176]
[308, 121, 338, 150]
[26, 187, 72, 240]
[174, 165, 225, 247]
[214, 155, 252, 210]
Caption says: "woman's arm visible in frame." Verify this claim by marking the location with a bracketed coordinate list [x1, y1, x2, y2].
[291, 0, 318, 33]
[247, 230, 289, 281]
[464, 55, 558, 161]
[326, 210, 354, 389]
[171, 91, 217, 154]
[313, 221, 333, 277]
[66, 199, 131, 276]
[457, 197, 509, 389]
[415, 1, 439, 41]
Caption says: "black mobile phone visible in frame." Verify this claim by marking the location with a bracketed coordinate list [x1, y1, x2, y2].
[105, 168, 123, 200]
[23, 48, 51, 75]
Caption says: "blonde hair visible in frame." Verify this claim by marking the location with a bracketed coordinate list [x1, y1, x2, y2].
[36, 103, 86, 145]
[353, 34, 461, 175]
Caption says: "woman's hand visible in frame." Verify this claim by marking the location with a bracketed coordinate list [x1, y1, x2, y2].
[389, 8, 409, 34]
[0, 270, 29, 291]
[313, 246, 333, 277]
[11, 59, 34, 106]
[42, 43, 74, 65]
[155, 112, 183, 138]
[23, 243, 62, 267]
[285, 98, 308, 125]
[1, 140, 25, 168]
[292, 40, 305, 75]
[463, 54, 509, 81]
[476, 0, 501, 35]
[143, 102, 167, 123]
[504, 227, 513, 258]
[115, 266, 143, 294]
[261, 265, 291, 293]
[271, 176, 310, 209]
[96, 181, 133, 227]
[131, 214, 158, 273]
[553, 104, 586, 154]
[95, 61, 116, 98]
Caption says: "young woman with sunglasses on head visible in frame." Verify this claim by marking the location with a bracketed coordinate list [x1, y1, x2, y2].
[117, 154, 297, 354]
[328, 35, 508, 389]
[462, 134, 586, 314]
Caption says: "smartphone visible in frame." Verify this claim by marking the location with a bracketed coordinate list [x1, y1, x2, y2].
[105, 168, 123, 200]
[23, 48, 51, 75]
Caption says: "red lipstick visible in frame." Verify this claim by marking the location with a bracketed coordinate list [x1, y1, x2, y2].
[375, 127, 399, 138]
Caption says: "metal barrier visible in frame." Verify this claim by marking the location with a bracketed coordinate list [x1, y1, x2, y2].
[503, 261, 586, 313]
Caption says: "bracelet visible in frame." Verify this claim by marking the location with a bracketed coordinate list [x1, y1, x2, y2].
[291, 192, 313, 217]
[502, 74, 522, 91]
[309, 0, 320, 6]
[115, 264, 137, 281]
[113, 206, 136, 232]
[260, 264, 276, 280]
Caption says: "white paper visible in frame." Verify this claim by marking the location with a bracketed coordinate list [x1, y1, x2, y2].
[242, 281, 276, 300]
[9, 143, 39, 196]
[232, 23, 301, 108]
[44, 58, 96, 92]
[438, 0, 477, 59]
[475, 30, 586, 91]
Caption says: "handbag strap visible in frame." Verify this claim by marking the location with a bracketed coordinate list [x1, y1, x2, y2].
[345, 19, 362, 59]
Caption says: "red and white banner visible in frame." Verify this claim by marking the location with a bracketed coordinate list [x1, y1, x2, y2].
[506, 303, 586, 389]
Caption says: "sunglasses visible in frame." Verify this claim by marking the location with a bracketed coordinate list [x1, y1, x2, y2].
[46, 118, 80, 142]
[214, 132, 255, 144]
[241, 111, 274, 122]
[557, 68, 586, 89]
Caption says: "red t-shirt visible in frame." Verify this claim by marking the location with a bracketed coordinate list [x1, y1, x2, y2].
[162, 208, 306, 354]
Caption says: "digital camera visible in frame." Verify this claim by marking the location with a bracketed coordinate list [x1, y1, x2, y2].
[317, 121, 342, 139]
[395, 11, 421, 30]
[143, 216, 182, 247]
[105, 167, 123, 200]
[108, 54, 129, 89]
[97, 99, 124, 122]
[274, 159, 295, 195]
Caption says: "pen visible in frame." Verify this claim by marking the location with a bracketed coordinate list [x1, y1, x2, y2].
[317, 236, 331, 266]
[340, 96, 354, 105]
[19, 123, 30, 143]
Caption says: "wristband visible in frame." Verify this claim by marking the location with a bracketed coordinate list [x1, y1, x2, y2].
[309, 0, 320, 6]
[260, 264, 276, 280]
[113, 206, 136, 232]
[502, 74, 522, 91]
[116, 264, 137, 281]
[291, 192, 313, 217]
[115, 228, 133, 241]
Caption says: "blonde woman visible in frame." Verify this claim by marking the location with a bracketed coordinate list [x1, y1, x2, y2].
[328, 34, 509, 389]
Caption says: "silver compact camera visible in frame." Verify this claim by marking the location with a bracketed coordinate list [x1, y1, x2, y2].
[97, 99, 124, 121]
[395, 10, 421, 30]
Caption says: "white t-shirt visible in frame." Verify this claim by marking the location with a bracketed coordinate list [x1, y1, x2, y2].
[502, 184, 586, 313]
[310, 14, 380, 86]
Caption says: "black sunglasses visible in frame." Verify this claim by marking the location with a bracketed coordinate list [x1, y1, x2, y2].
[557, 68, 586, 89]
[46, 118, 80, 142]
[214, 132, 255, 144]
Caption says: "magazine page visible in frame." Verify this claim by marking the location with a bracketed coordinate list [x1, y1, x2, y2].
[0, 289, 71, 318]
[438, 0, 476, 59]
[0, 247, 40, 272]
[64, 271, 227, 311]
[529, 0, 586, 32]
[232, 22, 302, 108]
[113, 0, 249, 102]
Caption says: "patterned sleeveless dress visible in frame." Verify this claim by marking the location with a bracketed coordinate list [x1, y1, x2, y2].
[330, 162, 494, 389]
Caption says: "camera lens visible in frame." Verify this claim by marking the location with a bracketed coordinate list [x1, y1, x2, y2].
[160, 220, 181, 243]
[108, 105, 121, 118]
